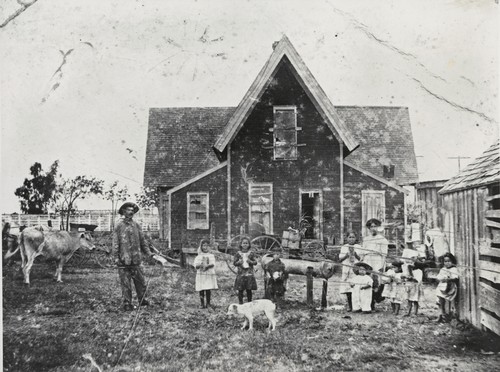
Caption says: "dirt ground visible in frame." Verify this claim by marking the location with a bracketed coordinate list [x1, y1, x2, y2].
[3, 253, 500, 372]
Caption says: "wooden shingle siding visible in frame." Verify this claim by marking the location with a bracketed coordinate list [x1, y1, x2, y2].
[343, 164, 405, 243]
[169, 167, 227, 249]
[228, 59, 342, 241]
[214, 35, 359, 153]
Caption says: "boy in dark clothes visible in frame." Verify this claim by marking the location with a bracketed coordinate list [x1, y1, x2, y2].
[264, 253, 288, 303]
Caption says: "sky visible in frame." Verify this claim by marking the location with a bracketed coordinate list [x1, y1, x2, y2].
[1, 0, 498, 213]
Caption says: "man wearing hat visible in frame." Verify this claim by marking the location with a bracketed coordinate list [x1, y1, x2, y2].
[113, 201, 154, 311]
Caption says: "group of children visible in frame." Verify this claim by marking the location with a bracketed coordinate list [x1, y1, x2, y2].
[339, 230, 459, 321]
[193, 232, 460, 322]
[193, 237, 265, 309]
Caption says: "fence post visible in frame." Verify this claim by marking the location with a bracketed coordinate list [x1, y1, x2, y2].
[321, 279, 328, 309]
[306, 266, 314, 306]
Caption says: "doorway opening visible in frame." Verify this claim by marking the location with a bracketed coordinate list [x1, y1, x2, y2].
[300, 191, 322, 239]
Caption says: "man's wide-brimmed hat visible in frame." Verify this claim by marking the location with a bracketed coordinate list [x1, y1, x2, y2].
[118, 202, 139, 215]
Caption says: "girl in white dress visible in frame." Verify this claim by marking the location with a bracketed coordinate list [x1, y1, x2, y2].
[194, 239, 218, 309]
[436, 253, 459, 322]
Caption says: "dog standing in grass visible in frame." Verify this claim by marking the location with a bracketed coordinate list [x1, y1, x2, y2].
[227, 299, 277, 331]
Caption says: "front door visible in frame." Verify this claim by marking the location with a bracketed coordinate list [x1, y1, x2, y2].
[300, 190, 322, 239]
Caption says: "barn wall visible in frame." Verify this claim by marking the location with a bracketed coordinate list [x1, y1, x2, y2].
[343, 165, 405, 244]
[229, 58, 341, 242]
[169, 167, 227, 249]
[441, 184, 500, 335]
[416, 184, 445, 229]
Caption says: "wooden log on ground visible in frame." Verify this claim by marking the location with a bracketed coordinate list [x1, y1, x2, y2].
[261, 255, 336, 279]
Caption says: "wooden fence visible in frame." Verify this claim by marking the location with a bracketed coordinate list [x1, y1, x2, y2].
[2, 211, 160, 232]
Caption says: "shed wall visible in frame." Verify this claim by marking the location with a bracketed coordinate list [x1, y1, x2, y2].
[441, 184, 500, 335]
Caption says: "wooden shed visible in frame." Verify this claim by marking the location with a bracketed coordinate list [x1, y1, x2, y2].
[414, 179, 448, 230]
[439, 139, 500, 335]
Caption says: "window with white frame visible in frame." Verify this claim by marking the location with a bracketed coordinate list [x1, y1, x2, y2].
[273, 106, 298, 160]
[249, 183, 273, 234]
[187, 192, 209, 229]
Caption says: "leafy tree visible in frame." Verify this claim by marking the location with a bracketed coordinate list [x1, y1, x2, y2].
[135, 186, 158, 210]
[14, 161, 59, 214]
[104, 181, 130, 230]
[55, 176, 104, 230]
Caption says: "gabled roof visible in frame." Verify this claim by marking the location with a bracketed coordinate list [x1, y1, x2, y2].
[213, 35, 359, 153]
[144, 106, 419, 188]
[144, 107, 235, 188]
[439, 139, 500, 194]
[337, 106, 419, 185]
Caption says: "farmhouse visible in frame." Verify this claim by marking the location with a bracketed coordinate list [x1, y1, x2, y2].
[144, 36, 418, 249]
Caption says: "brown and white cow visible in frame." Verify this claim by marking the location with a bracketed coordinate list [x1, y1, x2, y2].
[19, 227, 95, 284]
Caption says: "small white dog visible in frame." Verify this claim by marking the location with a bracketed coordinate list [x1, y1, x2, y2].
[226, 299, 277, 331]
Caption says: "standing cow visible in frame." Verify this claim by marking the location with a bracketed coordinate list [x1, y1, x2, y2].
[19, 227, 95, 284]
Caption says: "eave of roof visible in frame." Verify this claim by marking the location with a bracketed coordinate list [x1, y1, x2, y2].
[439, 139, 500, 194]
[213, 35, 359, 153]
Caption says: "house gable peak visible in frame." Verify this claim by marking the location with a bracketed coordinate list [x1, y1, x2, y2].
[213, 35, 359, 153]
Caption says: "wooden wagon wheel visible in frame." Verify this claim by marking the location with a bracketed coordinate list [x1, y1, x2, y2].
[251, 235, 282, 257]
[94, 248, 115, 268]
[302, 240, 326, 260]
[66, 248, 91, 267]
[93, 233, 114, 268]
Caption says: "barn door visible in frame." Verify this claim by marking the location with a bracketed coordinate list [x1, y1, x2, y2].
[361, 190, 385, 237]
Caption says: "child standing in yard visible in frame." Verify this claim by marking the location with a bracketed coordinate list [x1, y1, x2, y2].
[339, 231, 362, 312]
[403, 260, 424, 316]
[264, 253, 287, 304]
[234, 237, 258, 304]
[436, 252, 459, 322]
[351, 262, 373, 313]
[194, 239, 218, 309]
[382, 260, 404, 315]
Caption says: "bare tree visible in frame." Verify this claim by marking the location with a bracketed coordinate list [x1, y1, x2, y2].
[104, 181, 130, 231]
[134, 186, 158, 210]
[55, 176, 104, 230]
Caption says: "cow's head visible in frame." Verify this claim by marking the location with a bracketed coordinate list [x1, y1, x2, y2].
[79, 232, 95, 251]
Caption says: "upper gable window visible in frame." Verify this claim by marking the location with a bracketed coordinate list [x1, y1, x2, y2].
[187, 192, 209, 230]
[273, 106, 298, 160]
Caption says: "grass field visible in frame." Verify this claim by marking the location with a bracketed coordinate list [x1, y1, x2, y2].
[2, 253, 500, 372]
